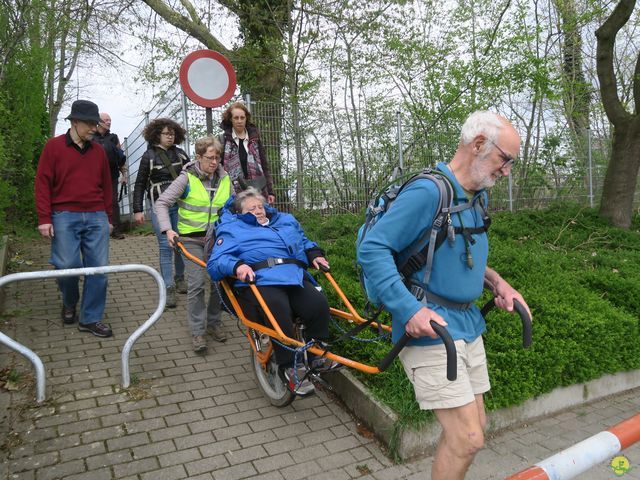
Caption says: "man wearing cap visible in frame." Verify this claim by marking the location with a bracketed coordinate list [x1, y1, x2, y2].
[35, 99, 114, 338]
[95, 112, 127, 239]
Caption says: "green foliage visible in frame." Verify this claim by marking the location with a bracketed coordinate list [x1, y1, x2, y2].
[0, 3, 50, 234]
[297, 205, 640, 426]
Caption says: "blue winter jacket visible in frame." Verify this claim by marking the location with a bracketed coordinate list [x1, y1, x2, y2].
[207, 201, 324, 288]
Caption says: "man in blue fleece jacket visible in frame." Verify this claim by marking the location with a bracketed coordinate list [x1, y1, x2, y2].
[358, 111, 532, 480]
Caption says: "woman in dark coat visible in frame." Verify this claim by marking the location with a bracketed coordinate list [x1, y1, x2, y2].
[219, 102, 275, 204]
[132, 118, 189, 307]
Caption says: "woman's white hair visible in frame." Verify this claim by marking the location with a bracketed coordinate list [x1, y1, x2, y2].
[233, 186, 266, 212]
[459, 111, 504, 155]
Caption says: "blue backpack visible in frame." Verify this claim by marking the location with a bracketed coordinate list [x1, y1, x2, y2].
[356, 167, 490, 306]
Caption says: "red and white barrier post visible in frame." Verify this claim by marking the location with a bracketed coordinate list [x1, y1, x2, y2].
[506, 412, 640, 479]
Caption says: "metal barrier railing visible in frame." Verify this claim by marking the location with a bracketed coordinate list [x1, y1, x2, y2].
[0, 264, 166, 402]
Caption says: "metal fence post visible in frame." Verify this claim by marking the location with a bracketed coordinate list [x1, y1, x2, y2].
[396, 111, 404, 171]
[122, 136, 132, 219]
[587, 128, 594, 208]
[181, 91, 192, 156]
[244, 93, 252, 112]
[508, 172, 514, 212]
[142, 112, 152, 217]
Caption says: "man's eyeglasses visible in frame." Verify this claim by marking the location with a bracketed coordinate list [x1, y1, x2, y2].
[161, 131, 175, 137]
[489, 141, 515, 169]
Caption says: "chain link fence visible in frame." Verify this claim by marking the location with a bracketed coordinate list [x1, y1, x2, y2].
[120, 86, 629, 220]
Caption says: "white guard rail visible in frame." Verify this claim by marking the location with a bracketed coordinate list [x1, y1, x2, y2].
[0, 264, 165, 402]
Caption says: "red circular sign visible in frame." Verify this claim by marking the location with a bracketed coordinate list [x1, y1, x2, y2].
[179, 50, 237, 108]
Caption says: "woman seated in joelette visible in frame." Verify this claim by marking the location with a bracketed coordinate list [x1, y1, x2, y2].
[206, 187, 331, 395]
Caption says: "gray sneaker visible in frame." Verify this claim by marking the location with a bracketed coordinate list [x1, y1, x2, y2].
[174, 275, 187, 294]
[166, 286, 177, 308]
[208, 324, 227, 343]
[192, 335, 207, 352]
[311, 356, 341, 372]
[284, 366, 315, 396]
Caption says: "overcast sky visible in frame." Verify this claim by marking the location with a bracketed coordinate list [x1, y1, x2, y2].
[55, 55, 153, 140]
[55, 7, 239, 142]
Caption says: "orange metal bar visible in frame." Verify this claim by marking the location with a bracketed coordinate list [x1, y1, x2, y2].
[245, 329, 272, 367]
[176, 241, 384, 375]
[321, 271, 391, 333]
[178, 242, 207, 268]
[322, 271, 367, 322]
[608, 412, 640, 450]
[329, 307, 392, 333]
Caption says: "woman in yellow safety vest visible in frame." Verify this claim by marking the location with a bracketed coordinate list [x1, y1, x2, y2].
[154, 136, 232, 353]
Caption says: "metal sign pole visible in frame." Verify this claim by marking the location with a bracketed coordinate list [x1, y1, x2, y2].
[206, 107, 213, 135]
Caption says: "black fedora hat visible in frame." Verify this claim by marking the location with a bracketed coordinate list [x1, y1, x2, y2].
[65, 100, 100, 124]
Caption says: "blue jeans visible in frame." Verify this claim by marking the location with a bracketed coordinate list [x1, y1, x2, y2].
[50, 211, 110, 325]
[150, 204, 185, 288]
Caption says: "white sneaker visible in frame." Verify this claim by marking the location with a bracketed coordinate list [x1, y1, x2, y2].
[283, 366, 315, 396]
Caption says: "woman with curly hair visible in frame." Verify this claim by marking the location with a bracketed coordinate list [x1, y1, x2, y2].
[133, 118, 189, 307]
[219, 102, 275, 204]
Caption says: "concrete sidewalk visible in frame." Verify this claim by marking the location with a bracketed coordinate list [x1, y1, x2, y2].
[1, 234, 639, 480]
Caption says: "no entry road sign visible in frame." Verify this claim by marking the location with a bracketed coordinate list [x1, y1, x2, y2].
[179, 50, 236, 108]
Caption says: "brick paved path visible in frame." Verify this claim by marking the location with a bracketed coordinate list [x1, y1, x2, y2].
[1, 234, 640, 480]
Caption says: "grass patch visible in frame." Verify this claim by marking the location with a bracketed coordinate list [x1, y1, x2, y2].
[128, 222, 155, 236]
[296, 204, 640, 426]
[123, 376, 153, 401]
[0, 366, 33, 393]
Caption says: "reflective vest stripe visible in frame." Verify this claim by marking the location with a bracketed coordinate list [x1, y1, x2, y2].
[177, 200, 215, 213]
[179, 216, 213, 228]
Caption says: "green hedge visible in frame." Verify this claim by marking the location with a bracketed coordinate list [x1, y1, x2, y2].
[0, 17, 49, 235]
[295, 204, 640, 426]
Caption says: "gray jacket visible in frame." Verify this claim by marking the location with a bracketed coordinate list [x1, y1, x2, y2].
[153, 161, 228, 234]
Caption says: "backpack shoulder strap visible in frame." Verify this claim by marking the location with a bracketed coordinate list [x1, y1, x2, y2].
[396, 169, 455, 285]
[156, 148, 179, 179]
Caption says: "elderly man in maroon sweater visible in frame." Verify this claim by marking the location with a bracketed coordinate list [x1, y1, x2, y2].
[35, 100, 114, 338]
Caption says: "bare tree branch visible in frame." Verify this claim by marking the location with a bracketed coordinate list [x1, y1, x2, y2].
[595, 0, 636, 125]
[140, 0, 231, 56]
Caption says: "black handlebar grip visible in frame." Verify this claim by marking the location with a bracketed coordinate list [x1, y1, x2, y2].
[480, 298, 532, 348]
[378, 321, 458, 381]
[430, 321, 457, 381]
[513, 299, 532, 348]
[480, 298, 495, 318]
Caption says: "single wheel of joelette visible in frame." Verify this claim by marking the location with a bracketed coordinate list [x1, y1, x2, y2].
[250, 349, 295, 407]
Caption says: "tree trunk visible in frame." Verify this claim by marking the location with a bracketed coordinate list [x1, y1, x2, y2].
[599, 119, 640, 227]
[554, 0, 591, 157]
[595, 0, 640, 228]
